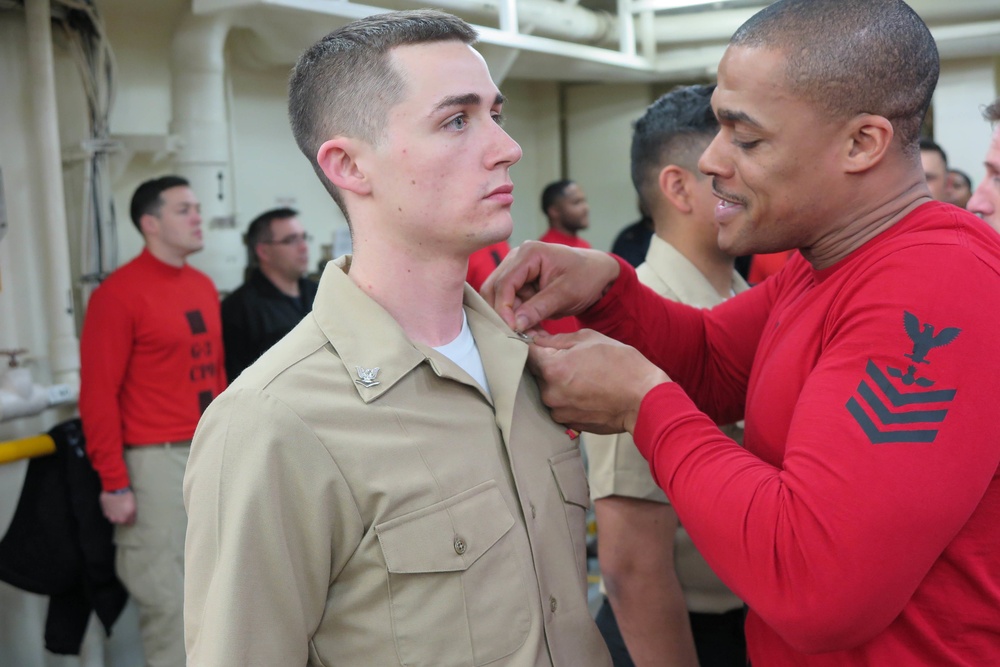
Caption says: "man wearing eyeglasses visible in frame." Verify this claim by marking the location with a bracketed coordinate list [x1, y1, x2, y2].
[221, 207, 318, 380]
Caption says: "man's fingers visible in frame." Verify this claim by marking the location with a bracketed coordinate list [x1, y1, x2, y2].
[526, 341, 557, 377]
[483, 242, 621, 332]
[483, 241, 591, 332]
[481, 245, 539, 330]
[101, 491, 138, 525]
[529, 332, 581, 350]
[531, 328, 611, 350]
[506, 270, 561, 332]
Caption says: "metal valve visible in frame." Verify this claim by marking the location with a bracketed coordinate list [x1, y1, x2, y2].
[0, 349, 29, 368]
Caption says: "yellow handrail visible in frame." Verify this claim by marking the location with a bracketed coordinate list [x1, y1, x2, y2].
[0, 434, 56, 465]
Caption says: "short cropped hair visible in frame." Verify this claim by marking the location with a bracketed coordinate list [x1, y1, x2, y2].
[920, 138, 948, 167]
[244, 207, 299, 269]
[985, 99, 1000, 124]
[631, 84, 718, 213]
[129, 175, 190, 233]
[949, 169, 972, 192]
[540, 180, 575, 216]
[288, 10, 478, 220]
[731, 0, 939, 155]
[245, 207, 299, 249]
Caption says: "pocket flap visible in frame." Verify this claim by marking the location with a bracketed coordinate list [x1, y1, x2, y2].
[375, 481, 515, 574]
[549, 448, 590, 509]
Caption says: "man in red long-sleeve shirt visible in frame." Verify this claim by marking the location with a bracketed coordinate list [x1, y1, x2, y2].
[539, 180, 591, 334]
[79, 175, 225, 667]
[482, 1, 1000, 665]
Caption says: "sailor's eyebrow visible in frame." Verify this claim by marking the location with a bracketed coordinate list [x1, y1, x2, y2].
[715, 108, 765, 130]
[431, 92, 506, 115]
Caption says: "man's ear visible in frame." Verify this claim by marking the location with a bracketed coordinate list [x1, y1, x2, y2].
[253, 242, 268, 266]
[844, 114, 894, 174]
[544, 203, 558, 223]
[139, 213, 159, 239]
[317, 137, 371, 196]
[658, 165, 693, 214]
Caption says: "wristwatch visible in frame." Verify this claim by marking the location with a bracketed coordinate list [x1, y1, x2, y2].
[107, 486, 132, 495]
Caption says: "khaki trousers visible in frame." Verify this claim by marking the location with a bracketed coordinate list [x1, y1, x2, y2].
[115, 442, 189, 667]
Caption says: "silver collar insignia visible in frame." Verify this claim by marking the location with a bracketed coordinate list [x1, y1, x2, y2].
[355, 366, 381, 388]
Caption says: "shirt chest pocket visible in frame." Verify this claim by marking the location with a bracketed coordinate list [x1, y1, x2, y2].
[550, 448, 591, 584]
[375, 481, 532, 667]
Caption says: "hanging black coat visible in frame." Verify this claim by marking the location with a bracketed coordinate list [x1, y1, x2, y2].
[0, 418, 128, 655]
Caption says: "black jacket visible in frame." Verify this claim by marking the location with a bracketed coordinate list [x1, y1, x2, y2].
[0, 418, 128, 655]
[221, 269, 318, 380]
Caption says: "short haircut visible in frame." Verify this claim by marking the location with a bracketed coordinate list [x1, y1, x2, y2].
[730, 0, 939, 155]
[129, 175, 189, 233]
[985, 99, 1000, 124]
[244, 207, 299, 269]
[631, 84, 718, 213]
[920, 138, 948, 167]
[288, 10, 478, 220]
[540, 180, 575, 216]
[949, 169, 972, 191]
[245, 207, 300, 248]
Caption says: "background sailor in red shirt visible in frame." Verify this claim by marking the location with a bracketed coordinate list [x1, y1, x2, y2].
[538, 179, 592, 333]
[539, 179, 591, 250]
[482, 1, 1000, 665]
[79, 175, 225, 667]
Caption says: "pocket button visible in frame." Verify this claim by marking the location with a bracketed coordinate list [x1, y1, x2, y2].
[454, 536, 467, 555]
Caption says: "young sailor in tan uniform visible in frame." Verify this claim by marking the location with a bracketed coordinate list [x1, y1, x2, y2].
[183, 10, 611, 667]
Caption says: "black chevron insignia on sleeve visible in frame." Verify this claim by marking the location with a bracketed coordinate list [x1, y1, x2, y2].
[846, 360, 957, 444]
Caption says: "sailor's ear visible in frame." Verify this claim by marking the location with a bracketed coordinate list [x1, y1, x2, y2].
[317, 137, 372, 196]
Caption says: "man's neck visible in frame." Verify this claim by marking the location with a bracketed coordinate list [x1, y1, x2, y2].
[259, 265, 301, 297]
[802, 178, 931, 270]
[146, 243, 186, 268]
[347, 242, 467, 348]
[549, 222, 577, 238]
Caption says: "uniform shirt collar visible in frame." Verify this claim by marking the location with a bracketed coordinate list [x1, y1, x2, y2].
[311, 256, 528, 405]
[641, 235, 749, 307]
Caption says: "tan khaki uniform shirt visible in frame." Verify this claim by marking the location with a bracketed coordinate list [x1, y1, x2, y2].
[184, 257, 611, 667]
[586, 237, 749, 614]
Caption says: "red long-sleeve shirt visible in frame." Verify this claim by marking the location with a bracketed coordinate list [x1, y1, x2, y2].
[582, 202, 1000, 665]
[466, 240, 510, 293]
[80, 249, 226, 491]
[539, 228, 591, 250]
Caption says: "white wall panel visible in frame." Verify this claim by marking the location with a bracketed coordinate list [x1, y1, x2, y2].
[566, 83, 651, 252]
[934, 57, 1000, 187]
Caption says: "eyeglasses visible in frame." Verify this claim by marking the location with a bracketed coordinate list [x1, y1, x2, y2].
[263, 233, 312, 246]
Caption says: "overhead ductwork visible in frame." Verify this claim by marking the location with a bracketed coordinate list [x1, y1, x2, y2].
[25, 0, 80, 400]
[191, 0, 1000, 83]
[170, 12, 244, 290]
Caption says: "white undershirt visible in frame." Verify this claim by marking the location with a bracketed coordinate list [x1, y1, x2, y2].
[433, 310, 491, 397]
